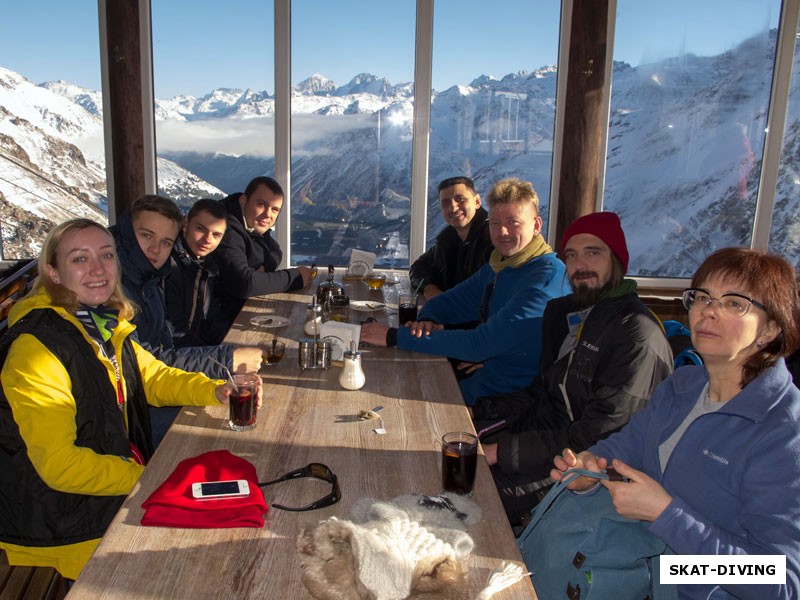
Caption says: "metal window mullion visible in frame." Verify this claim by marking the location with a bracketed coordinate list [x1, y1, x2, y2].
[595, 0, 616, 212]
[547, 0, 572, 243]
[140, 0, 157, 196]
[409, 0, 434, 264]
[275, 0, 292, 267]
[98, 0, 115, 223]
[751, 0, 800, 250]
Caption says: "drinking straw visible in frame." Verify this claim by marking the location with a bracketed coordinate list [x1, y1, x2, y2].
[412, 278, 425, 297]
[208, 357, 238, 392]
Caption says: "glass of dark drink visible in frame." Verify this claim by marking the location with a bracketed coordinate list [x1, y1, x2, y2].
[229, 373, 259, 431]
[262, 339, 286, 366]
[398, 292, 418, 326]
[441, 432, 478, 495]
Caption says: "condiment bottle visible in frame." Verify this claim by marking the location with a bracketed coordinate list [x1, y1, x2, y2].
[339, 340, 365, 390]
[303, 298, 323, 336]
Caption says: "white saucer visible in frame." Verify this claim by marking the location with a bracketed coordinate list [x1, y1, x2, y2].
[250, 315, 290, 328]
[350, 301, 386, 312]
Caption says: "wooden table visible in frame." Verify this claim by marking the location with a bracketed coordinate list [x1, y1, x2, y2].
[68, 271, 535, 599]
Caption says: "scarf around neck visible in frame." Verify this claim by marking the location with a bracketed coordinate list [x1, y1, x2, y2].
[489, 235, 553, 273]
[600, 277, 638, 300]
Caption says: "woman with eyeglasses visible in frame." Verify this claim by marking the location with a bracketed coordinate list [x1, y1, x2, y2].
[551, 247, 800, 599]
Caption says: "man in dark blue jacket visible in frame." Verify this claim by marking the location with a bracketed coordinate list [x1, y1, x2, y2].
[112, 195, 261, 445]
[211, 176, 313, 334]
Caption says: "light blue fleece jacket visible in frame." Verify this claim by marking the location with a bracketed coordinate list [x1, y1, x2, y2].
[397, 251, 569, 405]
[590, 359, 800, 600]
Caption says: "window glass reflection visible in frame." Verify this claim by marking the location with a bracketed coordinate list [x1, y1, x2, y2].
[428, 0, 560, 249]
[290, 0, 415, 267]
[152, 1, 274, 213]
[770, 20, 800, 273]
[605, 0, 780, 277]
[0, 2, 106, 258]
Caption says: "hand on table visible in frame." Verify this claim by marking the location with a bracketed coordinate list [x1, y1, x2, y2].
[408, 320, 443, 338]
[297, 266, 315, 288]
[361, 322, 390, 346]
[456, 361, 483, 375]
[484, 443, 498, 466]
[233, 347, 262, 373]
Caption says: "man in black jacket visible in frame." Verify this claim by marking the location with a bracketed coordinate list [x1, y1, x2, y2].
[473, 211, 673, 528]
[211, 176, 313, 333]
[166, 198, 229, 346]
[409, 176, 493, 300]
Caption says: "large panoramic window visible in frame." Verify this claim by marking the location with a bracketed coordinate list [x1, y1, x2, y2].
[0, 2, 107, 259]
[151, 1, 275, 213]
[604, 0, 781, 277]
[290, 0, 415, 268]
[770, 20, 800, 273]
[428, 1, 560, 246]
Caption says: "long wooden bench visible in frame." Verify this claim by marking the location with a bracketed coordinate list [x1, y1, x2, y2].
[0, 259, 38, 337]
[0, 551, 66, 600]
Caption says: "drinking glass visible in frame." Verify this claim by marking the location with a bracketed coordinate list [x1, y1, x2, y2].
[441, 432, 478, 495]
[229, 372, 260, 431]
[261, 339, 286, 366]
[398, 292, 418, 325]
[365, 272, 386, 290]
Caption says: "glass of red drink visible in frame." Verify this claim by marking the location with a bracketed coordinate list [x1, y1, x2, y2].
[229, 373, 259, 431]
[441, 432, 478, 495]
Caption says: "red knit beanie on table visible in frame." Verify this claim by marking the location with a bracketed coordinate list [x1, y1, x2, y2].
[561, 212, 629, 274]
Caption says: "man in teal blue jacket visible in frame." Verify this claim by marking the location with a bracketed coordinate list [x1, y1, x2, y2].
[361, 178, 569, 405]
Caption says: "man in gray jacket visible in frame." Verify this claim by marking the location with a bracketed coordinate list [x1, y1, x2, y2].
[473, 212, 673, 529]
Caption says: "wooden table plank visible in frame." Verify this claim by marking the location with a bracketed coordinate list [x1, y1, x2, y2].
[68, 271, 535, 599]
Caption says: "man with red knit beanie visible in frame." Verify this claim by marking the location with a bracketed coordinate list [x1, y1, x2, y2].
[472, 211, 674, 532]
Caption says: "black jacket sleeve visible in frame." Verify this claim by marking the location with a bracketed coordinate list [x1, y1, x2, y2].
[216, 226, 303, 299]
[409, 245, 443, 292]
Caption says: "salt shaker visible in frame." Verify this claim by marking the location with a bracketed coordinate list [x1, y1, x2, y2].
[303, 298, 323, 336]
[339, 340, 365, 390]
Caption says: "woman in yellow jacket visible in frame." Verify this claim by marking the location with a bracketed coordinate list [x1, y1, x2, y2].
[0, 218, 256, 580]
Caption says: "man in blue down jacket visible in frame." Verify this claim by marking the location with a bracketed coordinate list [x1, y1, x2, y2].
[474, 212, 674, 527]
[361, 178, 570, 405]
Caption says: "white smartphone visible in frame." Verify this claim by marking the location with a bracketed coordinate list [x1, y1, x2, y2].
[191, 479, 250, 500]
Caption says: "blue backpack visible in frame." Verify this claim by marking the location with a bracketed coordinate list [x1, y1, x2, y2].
[517, 469, 677, 600]
[662, 320, 703, 369]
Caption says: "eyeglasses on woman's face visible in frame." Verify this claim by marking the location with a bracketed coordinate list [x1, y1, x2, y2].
[682, 288, 766, 318]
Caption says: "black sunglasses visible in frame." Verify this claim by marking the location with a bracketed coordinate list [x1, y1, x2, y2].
[258, 463, 341, 511]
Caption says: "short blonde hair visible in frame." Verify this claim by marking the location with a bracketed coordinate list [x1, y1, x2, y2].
[486, 178, 540, 215]
[34, 218, 135, 320]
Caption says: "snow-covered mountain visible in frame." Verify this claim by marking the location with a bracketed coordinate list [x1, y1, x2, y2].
[1, 28, 798, 272]
[0, 66, 224, 258]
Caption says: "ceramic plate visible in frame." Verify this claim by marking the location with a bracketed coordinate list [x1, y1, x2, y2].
[350, 301, 386, 312]
[347, 260, 371, 276]
[249, 315, 290, 328]
[321, 334, 347, 361]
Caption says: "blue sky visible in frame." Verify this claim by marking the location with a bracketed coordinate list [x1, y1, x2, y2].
[0, 0, 780, 98]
